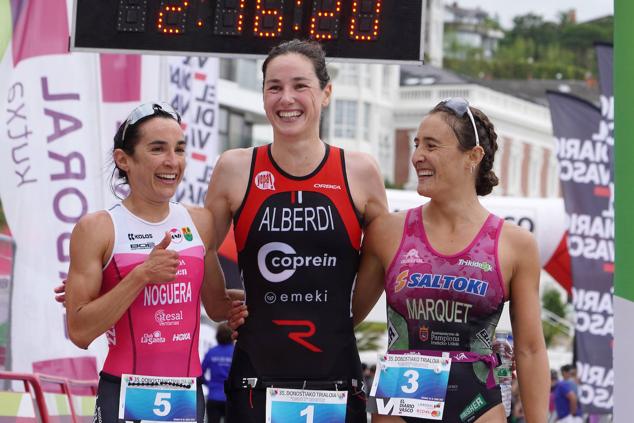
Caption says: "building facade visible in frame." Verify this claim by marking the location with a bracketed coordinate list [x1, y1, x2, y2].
[443, 1, 504, 60]
[394, 67, 560, 198]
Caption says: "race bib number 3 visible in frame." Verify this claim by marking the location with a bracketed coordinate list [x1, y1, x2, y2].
[369, 353, 451, 420]
[118, 374, 197, 422]
[265, 387, 348, 423]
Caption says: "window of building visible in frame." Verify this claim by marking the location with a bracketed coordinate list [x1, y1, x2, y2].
[493, 137, 504, 185]
[218, 106, 252, 151]
[379, 133, 392, 182]
[364, 65, 373, 89]
[507, 142, 522, 196]
[218, 107, 229, 150]
[334, 100, 357, 138]
[219, 59, 236, 81]
[550, 156, 561, 197]
[338, 64, 357, 86]
[236, 59, 258, 90]
[363, 102, 371, 140]
[382, 66, 391, 96]
[528, 147, 543, 197]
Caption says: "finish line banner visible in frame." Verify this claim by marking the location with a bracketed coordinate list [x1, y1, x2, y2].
[547, 62, 614, 413]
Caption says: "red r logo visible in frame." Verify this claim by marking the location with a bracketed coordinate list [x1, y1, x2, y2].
[273, 320, 322, 352]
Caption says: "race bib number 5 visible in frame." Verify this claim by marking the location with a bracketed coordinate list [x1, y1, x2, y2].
[265, 387, 348, 423]
[368, 353, 451, 420]
[119, 374, 197, 422]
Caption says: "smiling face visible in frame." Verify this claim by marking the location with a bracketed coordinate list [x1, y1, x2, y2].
[263, 53, 331, 141]
[411, 112, 476, 199]
[114, 117, 186, 204]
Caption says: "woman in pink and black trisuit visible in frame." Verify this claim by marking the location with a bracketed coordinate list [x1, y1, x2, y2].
[353, 99, 549, 423]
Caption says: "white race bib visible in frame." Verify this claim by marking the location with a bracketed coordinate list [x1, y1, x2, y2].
[118, 374, 197, 422]
[265, 387, 348, 423]
[369, 353, 451, 420]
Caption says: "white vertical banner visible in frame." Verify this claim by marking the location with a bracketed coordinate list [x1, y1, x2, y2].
[0, 51, 109, 371]
[167, 57, 220, 208]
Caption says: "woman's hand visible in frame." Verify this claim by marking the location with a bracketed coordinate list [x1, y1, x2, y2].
[54, 280, 67, 304]
[140, 232, 179, 283]
[227, 300, 248, 339]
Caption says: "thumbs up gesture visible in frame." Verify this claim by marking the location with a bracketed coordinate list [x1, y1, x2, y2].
[141, 232, 180, 283]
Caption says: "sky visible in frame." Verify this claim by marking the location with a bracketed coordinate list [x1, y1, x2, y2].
[448, 0, 614, 29]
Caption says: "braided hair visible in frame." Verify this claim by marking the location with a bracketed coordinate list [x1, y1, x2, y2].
[430, 103, 499, 196]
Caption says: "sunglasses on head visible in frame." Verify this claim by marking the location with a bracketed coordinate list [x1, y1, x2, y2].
[440, 97, 480, 147]
[121, 102, 181, 142]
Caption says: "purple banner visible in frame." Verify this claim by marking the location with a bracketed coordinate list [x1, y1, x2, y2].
[547, 80, 614, 412]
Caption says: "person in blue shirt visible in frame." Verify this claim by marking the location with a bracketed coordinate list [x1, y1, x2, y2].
[202, 323, 234, 423]
[553, 364, 582, 423]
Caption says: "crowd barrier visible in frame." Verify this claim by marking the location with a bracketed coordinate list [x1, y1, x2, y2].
[0, 372, 97, 423]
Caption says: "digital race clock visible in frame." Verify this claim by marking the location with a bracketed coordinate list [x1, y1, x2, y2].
[71, 0, 424, 63]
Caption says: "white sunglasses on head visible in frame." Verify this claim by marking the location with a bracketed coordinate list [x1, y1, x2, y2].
[440, 97, 480, 147]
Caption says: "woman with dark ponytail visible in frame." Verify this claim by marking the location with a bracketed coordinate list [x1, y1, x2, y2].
[353, 98, 549, 422]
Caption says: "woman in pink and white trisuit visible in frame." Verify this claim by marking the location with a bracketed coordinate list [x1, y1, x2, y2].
[64, 103, 243, 423]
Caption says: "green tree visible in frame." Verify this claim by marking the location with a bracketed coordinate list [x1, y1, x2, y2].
[541, 287, 570, 347]
[355, 321, 386, 352]
[542, 287, 566, 318]
[444, 10, 613, 81]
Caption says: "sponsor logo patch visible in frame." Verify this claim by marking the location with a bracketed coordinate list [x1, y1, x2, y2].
[106, 327, 116, 346]
[141, 330, 165, 345]
[459, 394, 487, 422]
[401, 248, 424, 264]
[273, 319, 321, 352]
[169, 228, 183, 243]
[182, 227, 193, 241]
[128, 233, 152, 241]
[173, 332, 191, 341]
[155, 309, 183, 326]
[313, 183, 341, 190]
[475, 329, 492, 349]
[458, 258, 493, 272]
[255, 171, 275, 190]
[263, 290, 328, 304]
[419, 325, 429, 342]
[257, 242, 336, 283]
[131, 242, 155, 250]
[394, 270, 489, 296]
[387, 319, 399, 349]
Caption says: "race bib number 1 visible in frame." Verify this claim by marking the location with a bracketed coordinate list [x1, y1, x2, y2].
[368, 353, 451, 420]
[119, 374, 197, 422]
[265, 387, 348, 423]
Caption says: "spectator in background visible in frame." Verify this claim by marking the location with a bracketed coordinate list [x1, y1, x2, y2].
[549, 369, 560, 423]
[202, 323, 235, 423]
[361, 363, 377, 395]
[553, 364, 582, 423]
[368, 364, 376, 392]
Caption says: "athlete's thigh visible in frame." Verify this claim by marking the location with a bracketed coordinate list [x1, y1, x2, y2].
[473, 404, 505, 423]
